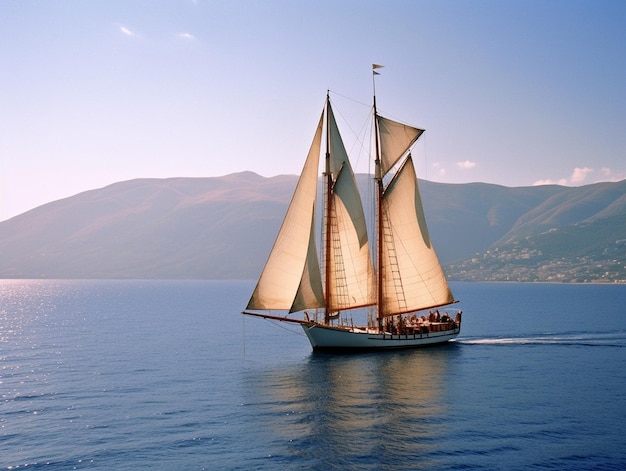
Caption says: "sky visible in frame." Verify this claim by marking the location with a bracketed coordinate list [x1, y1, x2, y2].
[1, 0, 625, 221]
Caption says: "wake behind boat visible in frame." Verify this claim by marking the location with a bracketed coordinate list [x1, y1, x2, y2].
[243, 65, 462, 351]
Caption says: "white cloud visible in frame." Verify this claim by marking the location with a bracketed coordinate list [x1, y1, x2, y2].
[177, 32, 195, 40]
[532, 166, 626, 186]
[570, 167, 593, 183]
[118, 25, 136, 37]
[456, 160, 477, 169]
[533, 178, 568, 186]
[598, 167, 626, 182]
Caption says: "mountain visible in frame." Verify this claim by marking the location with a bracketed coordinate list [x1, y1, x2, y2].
[0, 172, 293, 279]
[0, 173, 624, 281]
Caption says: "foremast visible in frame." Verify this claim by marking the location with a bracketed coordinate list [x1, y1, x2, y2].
[323, 91, 333, 324]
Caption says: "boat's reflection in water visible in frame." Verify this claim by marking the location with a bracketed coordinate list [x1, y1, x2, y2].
[242, 344, 461, 468]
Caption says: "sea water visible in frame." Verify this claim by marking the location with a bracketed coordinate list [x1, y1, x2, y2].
[1, 280, 625, 470]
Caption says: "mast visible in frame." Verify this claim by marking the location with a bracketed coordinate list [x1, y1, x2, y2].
[324, 91, 332, 324]
[372, 64, 384, 332]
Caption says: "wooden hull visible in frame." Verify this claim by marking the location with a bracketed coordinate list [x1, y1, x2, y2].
[301, 323, 460, 351]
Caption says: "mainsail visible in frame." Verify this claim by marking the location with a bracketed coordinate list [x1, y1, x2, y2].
[375, 110, 454, 318]
[378, 155, 454, 317]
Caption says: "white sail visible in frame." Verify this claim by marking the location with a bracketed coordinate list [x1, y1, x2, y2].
[377, 115, 424, 175]
[246, 112, 325, 312]
[290, 209, 325, 312]
[379, 156, 454, 317]
[326, 103, 376, 311]
[327, 166, 376, 312]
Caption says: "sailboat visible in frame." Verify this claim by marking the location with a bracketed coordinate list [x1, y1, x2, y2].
[243, 65, 462, 351]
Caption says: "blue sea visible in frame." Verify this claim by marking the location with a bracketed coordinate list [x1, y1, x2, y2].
[1, 280, 625, 470]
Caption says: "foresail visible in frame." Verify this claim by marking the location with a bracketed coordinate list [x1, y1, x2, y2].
[377, 115, 424, 175]
[379, 156, 454, 317]
[326, 103, 376, 312]
[246, 112, 325, 312]
[328, 167, 376, 312]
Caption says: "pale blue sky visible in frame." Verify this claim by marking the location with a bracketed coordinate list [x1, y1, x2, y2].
[1, 0, 624, 221]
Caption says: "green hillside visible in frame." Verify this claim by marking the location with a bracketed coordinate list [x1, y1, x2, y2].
[446, 214, 626, 282]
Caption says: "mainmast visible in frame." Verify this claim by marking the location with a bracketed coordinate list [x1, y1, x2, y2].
[372, 64, 384, 332]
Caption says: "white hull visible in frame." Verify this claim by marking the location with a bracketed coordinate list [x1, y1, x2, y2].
[301, 323, 460, 351]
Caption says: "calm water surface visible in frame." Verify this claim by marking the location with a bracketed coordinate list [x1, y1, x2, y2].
[1, 280, 625, 470]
